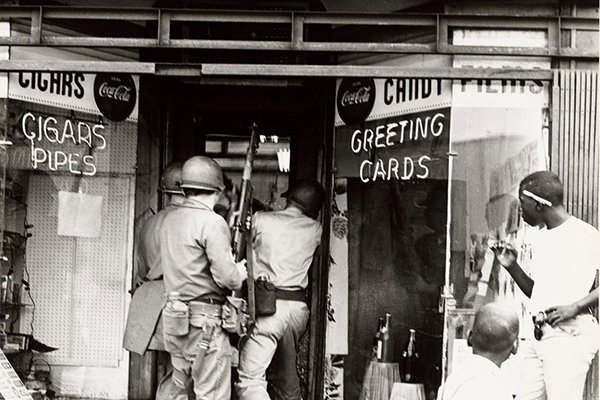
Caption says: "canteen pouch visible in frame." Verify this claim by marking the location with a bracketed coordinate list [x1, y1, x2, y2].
[222, 296, 249, 335]
[255, 279, 277, 316]
[163, 302, 190, 337]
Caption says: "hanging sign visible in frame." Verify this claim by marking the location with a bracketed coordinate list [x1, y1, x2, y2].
[336, 77, 376, 125]
[93, 73, 137, 122]
[57, 191, 103, 237]
[8, 72, 139, 122]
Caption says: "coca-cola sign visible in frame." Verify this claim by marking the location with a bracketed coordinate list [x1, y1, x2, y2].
[337, 78, 376, 125]
[93, 73, 137, 122]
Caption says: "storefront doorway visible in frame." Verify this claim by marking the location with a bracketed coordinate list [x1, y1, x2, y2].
[128, 74, 335, 399]
[1, 6, 596, 399]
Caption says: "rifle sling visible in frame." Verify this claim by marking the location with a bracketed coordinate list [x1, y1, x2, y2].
[246, 228, 256, 322]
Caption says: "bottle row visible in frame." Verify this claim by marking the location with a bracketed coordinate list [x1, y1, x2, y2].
[372, 313, 419, 383]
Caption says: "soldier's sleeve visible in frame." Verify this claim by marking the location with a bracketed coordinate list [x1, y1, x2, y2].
[252, 211, 261, 242]
[136, 223, 151, 280]
[205, 216, 244, 290]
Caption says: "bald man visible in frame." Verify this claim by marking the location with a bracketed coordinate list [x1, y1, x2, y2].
[437, 302, 520, 400]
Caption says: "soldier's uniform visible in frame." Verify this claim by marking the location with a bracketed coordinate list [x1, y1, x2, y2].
[237, 180, 324, 400]
[159, 156, 245, 400]
[123, 162, 185, 399]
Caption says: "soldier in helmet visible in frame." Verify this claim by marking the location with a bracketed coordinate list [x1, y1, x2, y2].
[236, 179, 325, 400]
[158, 156, 247, 400]
[123, 161, 187, 399]
[139, 161, 186, 280]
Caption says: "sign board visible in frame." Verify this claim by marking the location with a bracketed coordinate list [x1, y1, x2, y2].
[452, 57, 550, 109]
[6, 71, 141, 176]
[8, 72, 139, 122]
[334, 78, 452, 181]
[335, 77, 451, 127]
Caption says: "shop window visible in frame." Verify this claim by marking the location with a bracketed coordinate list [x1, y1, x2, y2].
[446, 57, 549, 395]
[329, 70, 548, 400]
[330, 77, 452, 400]
[1, 71, 139, 398]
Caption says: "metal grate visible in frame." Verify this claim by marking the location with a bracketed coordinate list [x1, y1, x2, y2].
[0, 6, 596, 58]
[551, 70, 599, 227]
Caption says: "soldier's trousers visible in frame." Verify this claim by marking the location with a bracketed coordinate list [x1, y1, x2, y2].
[161, 303, 230, 400]
[236, 300, 310, 400]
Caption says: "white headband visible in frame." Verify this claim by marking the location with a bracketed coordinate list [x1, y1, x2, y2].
[522, 189, 553, 207]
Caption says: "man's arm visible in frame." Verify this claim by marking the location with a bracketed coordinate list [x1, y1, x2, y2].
[504, 263, 534, 298]
[492, 243, 534, 298]
[206, 218, 247, 290]
[545, 287, 599, 326]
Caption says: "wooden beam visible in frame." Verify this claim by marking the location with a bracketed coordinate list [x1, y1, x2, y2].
[197, 64, 554, 79]
[0, 61, 556, 80]
[0, 60, 155, 73]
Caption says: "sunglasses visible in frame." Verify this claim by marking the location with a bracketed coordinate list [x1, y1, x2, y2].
[533, 311, 546, 341]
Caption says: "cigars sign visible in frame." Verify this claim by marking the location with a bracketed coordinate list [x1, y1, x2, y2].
[8, 72, 139, 176]
[9, 72, 139, 122]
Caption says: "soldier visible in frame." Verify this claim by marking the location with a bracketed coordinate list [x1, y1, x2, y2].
[123, 161, 186, 399]
[158, 156, 247, 400]
[236, 179, 325, 400]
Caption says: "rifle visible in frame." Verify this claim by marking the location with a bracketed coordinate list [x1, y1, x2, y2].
[231, 122, 259, 327]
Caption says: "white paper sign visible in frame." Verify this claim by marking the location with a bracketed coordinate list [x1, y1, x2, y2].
[327, 190, 349, 355]
[57, 191, 103, 237]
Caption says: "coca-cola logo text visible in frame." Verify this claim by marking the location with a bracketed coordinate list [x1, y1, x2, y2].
[340, 86, 372, 107]
[337, 78, 375, 125]
[94, 73, 136, 122]
[98, 82, 132, 102]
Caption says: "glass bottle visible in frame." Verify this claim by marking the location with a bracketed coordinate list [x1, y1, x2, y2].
[379, 313, 394, 363]
[373, 317, 385, 360]
[402, 328, 419, 383]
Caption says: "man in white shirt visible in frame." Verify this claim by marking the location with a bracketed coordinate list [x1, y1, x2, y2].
[493, 170, 599, 400]
[437, 302, 519, 400]
[236, 180, 324, 400]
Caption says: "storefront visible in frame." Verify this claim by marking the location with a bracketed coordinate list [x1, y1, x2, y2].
[0, 2, 598, 400]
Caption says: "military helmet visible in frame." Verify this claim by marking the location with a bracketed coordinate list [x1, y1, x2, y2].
[180, 156, 225, 192]
[161, 161, 184, 195]
[282, 179, 325, 219]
